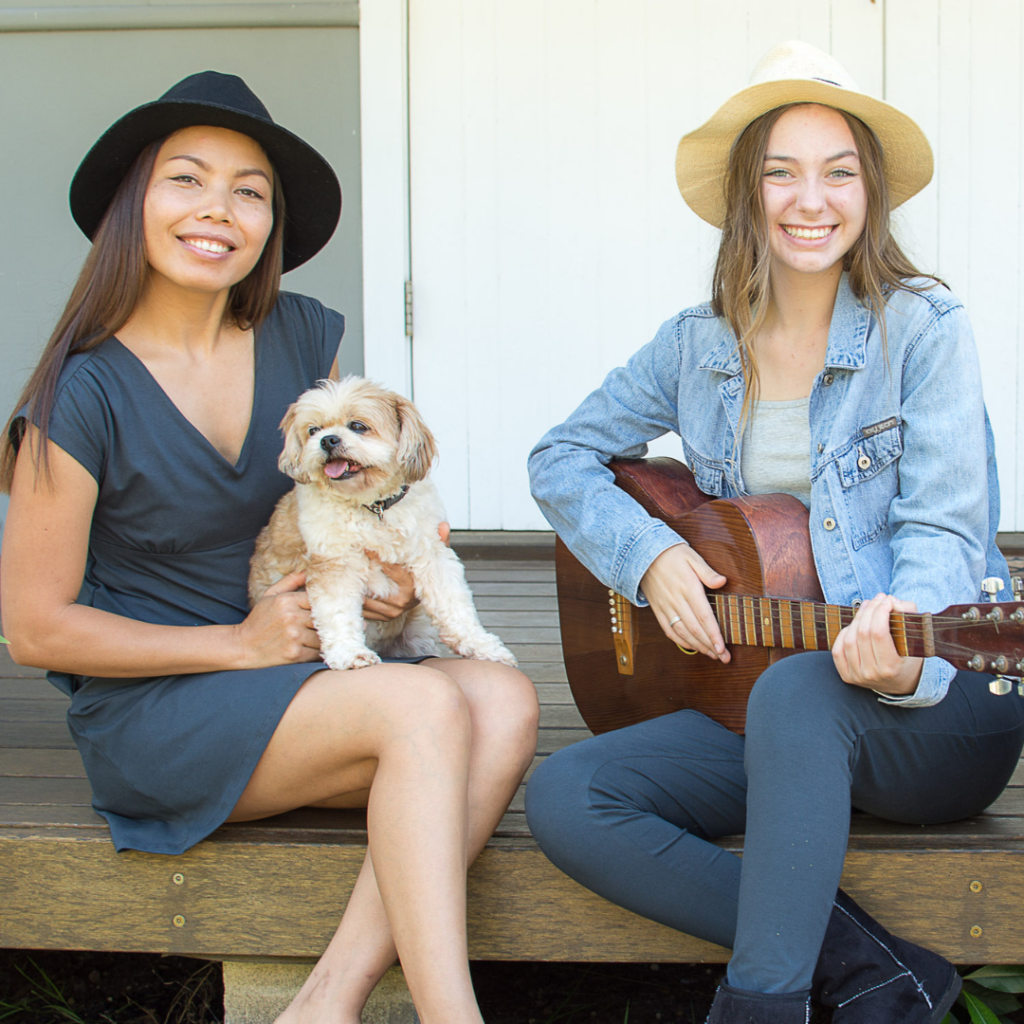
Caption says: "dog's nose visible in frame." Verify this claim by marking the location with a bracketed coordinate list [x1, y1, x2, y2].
[320, 434, 342, 452]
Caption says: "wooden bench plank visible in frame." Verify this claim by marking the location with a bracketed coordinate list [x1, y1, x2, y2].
[0, 699, 71, 724]
[467, 583, 557, 597]
[478, 611, 564, 627]
[510, 662, 567, 682]
[0, 679, 66, 699]
[3, 831, 1023, 963]
[0, 722, 76, 748]
[538, 704, 588, 729]
[0, 776, 94, 805]
[472, 596, 558, 611]
[481, 622, 561, 638]
[0, 748, 85, 777]
[465, 569, 557, 583]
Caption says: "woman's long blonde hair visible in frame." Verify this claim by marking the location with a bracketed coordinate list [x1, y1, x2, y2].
[710, 103, 938, 428]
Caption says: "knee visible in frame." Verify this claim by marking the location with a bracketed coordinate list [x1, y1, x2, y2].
[486, 664, 540, 745]
[745, 653, 855, 753]
[396, 666, 473, 736]
[525, 744, 593, 851]
[458, 662, 540, 762]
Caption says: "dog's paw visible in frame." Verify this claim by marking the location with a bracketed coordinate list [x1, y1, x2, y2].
[453, 633, 518, 667]
[324, 646, 383, 671]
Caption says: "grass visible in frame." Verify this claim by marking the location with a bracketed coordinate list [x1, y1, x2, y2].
[0, 952, 221, 1024]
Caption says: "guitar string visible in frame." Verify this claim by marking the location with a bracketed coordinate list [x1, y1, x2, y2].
[712, 599, 1023, 658]
[712, 597, 1020, 633]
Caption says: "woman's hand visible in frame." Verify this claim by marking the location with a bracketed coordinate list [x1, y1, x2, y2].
[362, 522, 451, 622]
[234, 571, 321, 668]
[831, 592, 923, 695]
[639, 542, 730, 662]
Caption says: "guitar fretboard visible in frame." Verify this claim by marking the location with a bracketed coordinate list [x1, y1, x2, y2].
[712, 593, 919, 657]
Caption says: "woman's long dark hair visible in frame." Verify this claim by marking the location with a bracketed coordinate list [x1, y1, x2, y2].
[710, 103, 938, 431]
[0, 135, 286, 491]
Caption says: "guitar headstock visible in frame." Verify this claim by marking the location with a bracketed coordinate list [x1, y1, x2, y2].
[935, 595, 1024, 685]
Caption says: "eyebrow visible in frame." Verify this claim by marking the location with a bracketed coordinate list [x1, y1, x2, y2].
[764, 150, 860, 163]
[164, 154, 271, 182]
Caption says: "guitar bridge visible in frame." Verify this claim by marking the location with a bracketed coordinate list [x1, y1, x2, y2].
[608, 589, 638, 675]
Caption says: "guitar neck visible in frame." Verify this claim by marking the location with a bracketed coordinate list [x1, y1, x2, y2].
[713, 593, 929, 658]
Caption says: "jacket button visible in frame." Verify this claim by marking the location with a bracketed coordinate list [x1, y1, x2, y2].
[857, 454, 871, 470]
[822, 373, 835, 386]
[823, 517, 837, 531]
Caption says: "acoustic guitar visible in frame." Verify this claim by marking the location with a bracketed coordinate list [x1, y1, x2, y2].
[555, 457, 1024, 734]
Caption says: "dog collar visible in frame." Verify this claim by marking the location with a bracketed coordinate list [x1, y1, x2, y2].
[363, 485, 410, 521]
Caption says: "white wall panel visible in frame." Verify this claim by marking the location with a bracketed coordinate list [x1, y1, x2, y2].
[407, 0, 1023, 530]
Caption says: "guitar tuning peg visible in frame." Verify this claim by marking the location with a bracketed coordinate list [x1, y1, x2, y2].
[982, 577, 1005, 603]
[1013, 577, 1024, 601]
[990, 676, 1014, 696]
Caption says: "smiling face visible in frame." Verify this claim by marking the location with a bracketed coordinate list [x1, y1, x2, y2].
[142, 125, 275, 296]
[761, 104, 867, 281]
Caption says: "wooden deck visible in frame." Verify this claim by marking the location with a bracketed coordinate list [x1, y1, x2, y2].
[3, 548, 1024, 964]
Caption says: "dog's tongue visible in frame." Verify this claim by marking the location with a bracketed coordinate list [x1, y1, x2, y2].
[324, 460, 350, 479]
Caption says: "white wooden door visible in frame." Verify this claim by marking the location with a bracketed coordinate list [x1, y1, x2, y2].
[408, 1, 1022, 531]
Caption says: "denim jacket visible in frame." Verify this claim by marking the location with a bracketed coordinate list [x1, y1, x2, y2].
[529, 275, 1009, 707]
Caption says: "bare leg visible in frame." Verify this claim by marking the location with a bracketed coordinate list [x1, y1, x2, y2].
[232, 659, 538, 1024]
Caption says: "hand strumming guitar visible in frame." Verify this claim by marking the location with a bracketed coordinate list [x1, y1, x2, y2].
[640, 542, 730, 663]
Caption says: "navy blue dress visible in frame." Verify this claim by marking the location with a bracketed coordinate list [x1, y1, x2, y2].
[17, 292, 344, 854]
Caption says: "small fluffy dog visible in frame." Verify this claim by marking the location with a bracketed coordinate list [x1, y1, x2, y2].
[249, 376, 516, 671]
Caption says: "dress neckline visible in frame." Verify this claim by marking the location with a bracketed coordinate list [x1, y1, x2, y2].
[109, 324, 262, 472]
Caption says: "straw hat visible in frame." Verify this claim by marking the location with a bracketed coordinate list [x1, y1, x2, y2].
[70, 71, 341, 273]
[675, 41, 933, 228]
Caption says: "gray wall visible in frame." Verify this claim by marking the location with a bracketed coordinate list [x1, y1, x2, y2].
[0, 11, 364, 457]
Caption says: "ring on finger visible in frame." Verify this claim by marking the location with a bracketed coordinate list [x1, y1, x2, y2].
[667, 614, 682, 628]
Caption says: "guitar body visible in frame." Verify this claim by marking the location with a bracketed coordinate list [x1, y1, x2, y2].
[557, 458, 825, 735]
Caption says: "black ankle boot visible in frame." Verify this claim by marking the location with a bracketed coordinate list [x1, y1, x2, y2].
[812, 889, 961, 1023]
[705, 982, 810, 1023]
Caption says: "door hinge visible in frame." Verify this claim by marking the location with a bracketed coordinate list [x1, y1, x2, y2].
[404, 280, 414, 338]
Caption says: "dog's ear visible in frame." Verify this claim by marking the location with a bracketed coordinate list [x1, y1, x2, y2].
[277, 401, 313, 484]
[394, 395, 437, 484]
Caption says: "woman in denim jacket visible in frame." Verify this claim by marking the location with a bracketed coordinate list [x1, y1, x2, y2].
[527, 41, 1024, 1024]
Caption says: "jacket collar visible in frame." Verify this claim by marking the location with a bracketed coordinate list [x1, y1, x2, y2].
[697, 273, 873, 375]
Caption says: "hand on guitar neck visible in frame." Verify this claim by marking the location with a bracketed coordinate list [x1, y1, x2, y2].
[643, 539, 924, 694]
[833, 592, 925, 696]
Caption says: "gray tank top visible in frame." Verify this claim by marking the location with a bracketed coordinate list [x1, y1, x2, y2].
[740, 396, 812, 507]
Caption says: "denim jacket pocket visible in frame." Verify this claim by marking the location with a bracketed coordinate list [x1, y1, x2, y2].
[681, 443, 725, 497]
[834, 421, 903, 550]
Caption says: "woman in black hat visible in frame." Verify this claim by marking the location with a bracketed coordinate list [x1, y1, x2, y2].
[0, 72, 538, 1024]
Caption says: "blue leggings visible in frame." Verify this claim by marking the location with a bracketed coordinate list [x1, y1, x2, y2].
[525, 653, 1024, 994]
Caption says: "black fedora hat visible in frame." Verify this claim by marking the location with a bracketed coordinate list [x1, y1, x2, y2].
[69, 71, 342, 273]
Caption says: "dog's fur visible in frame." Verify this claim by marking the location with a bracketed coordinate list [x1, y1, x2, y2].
[248, 376, 516, 671]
